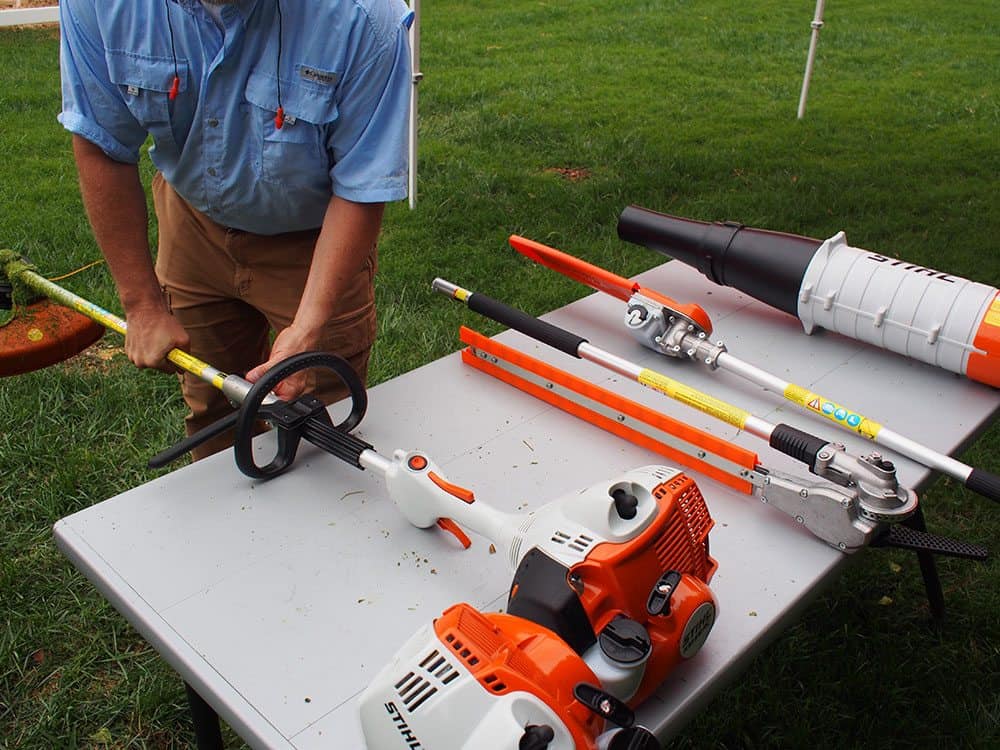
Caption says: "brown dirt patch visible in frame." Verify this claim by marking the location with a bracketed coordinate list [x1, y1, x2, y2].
[62, 340, 127, 375]
[544, 166, 592, 182]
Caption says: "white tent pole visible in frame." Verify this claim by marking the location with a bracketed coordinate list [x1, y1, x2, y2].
[408, 0, 422, 209]
[797, 0, 826, 119]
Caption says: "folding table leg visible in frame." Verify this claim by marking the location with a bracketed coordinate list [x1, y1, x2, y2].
[185, 682, 225, 750]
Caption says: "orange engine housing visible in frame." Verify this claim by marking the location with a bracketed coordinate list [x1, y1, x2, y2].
[432, 603, 605, 749]
[570, 471, 717, 706]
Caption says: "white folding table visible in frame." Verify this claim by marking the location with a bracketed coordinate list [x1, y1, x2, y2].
[54, 260, 999, 748]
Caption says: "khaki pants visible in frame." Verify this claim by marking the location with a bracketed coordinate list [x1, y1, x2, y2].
[152, 173, 376, 460]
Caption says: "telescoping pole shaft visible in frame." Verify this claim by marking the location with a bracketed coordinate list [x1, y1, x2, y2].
[432, 278, 1000, 504]
[16, 267, 256, 404]
[433, 279, 803, 457]
[712, 350, 979, 487]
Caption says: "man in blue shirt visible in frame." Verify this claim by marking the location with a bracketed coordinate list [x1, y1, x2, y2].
[59, 0, 413, 457]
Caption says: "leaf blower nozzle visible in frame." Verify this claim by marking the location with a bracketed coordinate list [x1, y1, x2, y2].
[617, 207, 823, 316]
[617, 205, 1000, 389]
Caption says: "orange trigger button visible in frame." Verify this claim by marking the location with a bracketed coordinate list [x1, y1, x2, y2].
[428, 471, 475, 504]
[437, 518, 472, 549]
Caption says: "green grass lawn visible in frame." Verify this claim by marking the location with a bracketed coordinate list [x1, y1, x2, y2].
[2, 1, 998, 747]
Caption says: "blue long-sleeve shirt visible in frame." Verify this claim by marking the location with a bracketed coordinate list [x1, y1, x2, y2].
[59, 0, 413, 234]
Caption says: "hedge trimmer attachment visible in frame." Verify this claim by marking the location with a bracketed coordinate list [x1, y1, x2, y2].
[432, 277, 988, 565]
[507, 234, 1000, 507]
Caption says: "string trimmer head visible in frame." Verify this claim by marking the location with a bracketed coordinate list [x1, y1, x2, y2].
[0, 250, 105, 376]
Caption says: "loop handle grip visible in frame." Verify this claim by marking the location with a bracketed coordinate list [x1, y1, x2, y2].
[234, 352, 367, 480]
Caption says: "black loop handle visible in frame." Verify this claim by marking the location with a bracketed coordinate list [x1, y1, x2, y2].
[234, 351, 367, 480]
[148, 411, 240, 469]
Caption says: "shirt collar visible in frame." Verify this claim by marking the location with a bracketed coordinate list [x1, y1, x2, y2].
[172, 0, 261, 26]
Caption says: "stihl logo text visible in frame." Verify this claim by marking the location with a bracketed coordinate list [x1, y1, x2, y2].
[385, 702, 423, 749]
[867, 254, 955, 282]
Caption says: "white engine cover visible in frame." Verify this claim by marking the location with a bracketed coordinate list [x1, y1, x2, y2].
[359, 622, 577, 750]
[509, 465, 683, 570]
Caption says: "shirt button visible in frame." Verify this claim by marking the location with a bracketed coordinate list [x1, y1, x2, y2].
[207, 167, 217, 176]
[208, 118, 219, 127]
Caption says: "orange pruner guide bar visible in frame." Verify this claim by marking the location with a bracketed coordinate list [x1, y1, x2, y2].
[508, 235, 714, 335]
[459, 326, 758, 494]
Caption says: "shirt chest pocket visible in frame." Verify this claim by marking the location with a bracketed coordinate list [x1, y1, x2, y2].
[244, 71, 340, 184]
[106, 50, 186, 151]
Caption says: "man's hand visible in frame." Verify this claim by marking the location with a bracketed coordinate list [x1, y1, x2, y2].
[125, 303, 191, 372]
[245, 322, 318, 400]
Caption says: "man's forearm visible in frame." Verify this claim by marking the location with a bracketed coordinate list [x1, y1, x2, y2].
[72, 135, 161, 314]
[294, 195, 385, 336]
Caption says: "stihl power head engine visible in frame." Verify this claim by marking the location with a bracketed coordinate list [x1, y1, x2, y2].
[501, 465, 717, 707]
[360, 465, 718, 748]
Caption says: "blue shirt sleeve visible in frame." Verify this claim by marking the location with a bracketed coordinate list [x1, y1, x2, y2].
[57, 0, 149, 163]
[327, 15, 412, 204]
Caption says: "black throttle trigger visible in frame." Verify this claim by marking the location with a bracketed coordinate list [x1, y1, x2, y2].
[573, 683, 635, 728]
[646, 570, 683, 616]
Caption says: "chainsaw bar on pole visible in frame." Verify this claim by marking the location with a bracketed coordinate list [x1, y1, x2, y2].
[460, 326, 761, 494]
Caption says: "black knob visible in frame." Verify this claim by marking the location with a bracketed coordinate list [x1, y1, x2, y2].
[599, 615, 651, 665]
[612, 488, 639, 520]
[519, 724, 555, 750]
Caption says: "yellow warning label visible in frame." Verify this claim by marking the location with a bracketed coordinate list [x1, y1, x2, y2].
[984, 297, 1000, 328]
[639, 369, 748, 428]
[783, 384, 882, 439]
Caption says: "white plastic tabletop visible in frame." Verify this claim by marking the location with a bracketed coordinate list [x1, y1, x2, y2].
[53, 261, 1000, 748]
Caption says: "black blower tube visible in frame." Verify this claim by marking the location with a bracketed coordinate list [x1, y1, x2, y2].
[617, 205, 824, 316]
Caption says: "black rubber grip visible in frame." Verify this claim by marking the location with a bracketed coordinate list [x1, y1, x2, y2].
[966, 468, 1000, 504]
[467, 291, 587, 358]
[769, 423, 829, 468]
